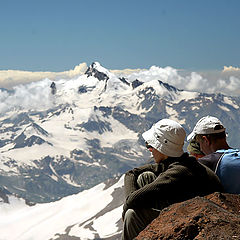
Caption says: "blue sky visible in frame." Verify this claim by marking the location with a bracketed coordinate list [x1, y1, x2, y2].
[1, 0, 240, 71]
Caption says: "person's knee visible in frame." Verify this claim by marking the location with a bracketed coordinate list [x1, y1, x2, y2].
[137, 171, 157, 188]
[122, 208, 160, 240]
[124, 209, 136, 222]
[122, 209, 140, 240]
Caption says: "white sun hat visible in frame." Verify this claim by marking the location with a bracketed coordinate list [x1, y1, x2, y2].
[142, 119, 186, 157]
[187, 116, 225, 142]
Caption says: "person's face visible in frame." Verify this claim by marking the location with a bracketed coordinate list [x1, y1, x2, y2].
[196, 135, 212, 155]
[146, 143, 167, 163]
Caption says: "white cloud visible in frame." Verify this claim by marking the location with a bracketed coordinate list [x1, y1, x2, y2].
[125, 65, 182, 84]
[183, 72, 240, 96]
[184, 72, 210, 92]
[0, 79, 56, 114]
[110, 68, 147, 76]
[0, 63, 88, 88]
[222, 66, 240, 72]
[123, 65, 240, 96]
[219, 76, 240, 95]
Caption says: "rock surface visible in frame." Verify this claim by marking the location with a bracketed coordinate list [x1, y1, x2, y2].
[136, 192, 240, 240]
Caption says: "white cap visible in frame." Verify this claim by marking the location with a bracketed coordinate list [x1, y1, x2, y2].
[187, 116, 225, 142]
[142, 119, 186, 157]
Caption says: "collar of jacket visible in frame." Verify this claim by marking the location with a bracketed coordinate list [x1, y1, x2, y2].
[159, 152, 191, 170]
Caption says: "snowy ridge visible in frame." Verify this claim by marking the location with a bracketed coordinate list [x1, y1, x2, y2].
[0, 176, 124, 240]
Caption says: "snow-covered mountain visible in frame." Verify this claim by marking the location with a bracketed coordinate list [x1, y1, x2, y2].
[0, 61, 240, 205]
[0, 176, 124, 240]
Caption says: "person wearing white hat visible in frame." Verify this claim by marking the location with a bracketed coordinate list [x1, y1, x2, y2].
[121, 119, 222, 240]
[188, 115, 240, 194]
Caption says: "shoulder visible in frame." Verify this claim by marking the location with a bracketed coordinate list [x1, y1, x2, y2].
[216, 148, 240, 165]
[216, 148, 239, 154]
[162, 153, 197, 175]
[199, 152, 223, 162]
[167, 153, 218, 177]
[198, 152, 223, 171]
[168, 153, 198, 168]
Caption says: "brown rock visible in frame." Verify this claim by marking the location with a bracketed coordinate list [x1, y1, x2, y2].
[136, 192, 240, 240]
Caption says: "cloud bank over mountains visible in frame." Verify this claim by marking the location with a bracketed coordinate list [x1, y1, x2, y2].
[0, 63, 240, 115]
[121, 65, 240, 96]
[223, 66, 240, 72]
[0, 63, 88, 89]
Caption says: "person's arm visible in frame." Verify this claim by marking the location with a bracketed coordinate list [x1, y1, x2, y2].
[122, 163, 190, 218]
[123, 163, 159, 198]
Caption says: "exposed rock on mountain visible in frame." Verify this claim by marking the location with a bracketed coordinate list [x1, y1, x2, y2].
[85, 62, 110, 81]
[132, 79, 143, 89]
[119, 77, 130, 86]
[158, 80, 179, 92]
[0, 186, 10, 203]
[50, 82, 57, 95]
[136, 192, 240, 240]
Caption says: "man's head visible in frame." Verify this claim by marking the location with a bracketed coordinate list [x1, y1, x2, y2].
[142, 119, 186, 163]
[187, 116, 228, 155]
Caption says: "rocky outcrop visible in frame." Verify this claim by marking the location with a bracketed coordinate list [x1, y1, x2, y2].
[0, 187, 10, 203]
[50, 81, 57, 95]
[136, 192, 240, 240]
[85, 62, 109, 81]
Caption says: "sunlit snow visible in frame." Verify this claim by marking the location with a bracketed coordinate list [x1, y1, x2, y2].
[0, 176, 124, 240]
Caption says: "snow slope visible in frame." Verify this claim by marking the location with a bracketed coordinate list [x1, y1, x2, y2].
[0, 176, 124, 240]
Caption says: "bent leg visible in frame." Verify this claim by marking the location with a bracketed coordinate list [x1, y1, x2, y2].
[121, 208, 160, 240]
[137, 171, 157, 188]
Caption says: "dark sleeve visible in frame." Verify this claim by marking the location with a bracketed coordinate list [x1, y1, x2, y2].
[198, 152, 223, 172]
[122, 163, 191, 217]
[123, 163, 160, 199]
[198, 162, 224, 193]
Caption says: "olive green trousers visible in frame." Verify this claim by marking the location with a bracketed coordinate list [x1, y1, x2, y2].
[121, 171, 161, 240]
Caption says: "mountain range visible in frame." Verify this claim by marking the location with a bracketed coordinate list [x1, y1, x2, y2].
[0, 61, 240, 239]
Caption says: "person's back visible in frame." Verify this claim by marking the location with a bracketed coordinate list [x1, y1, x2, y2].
[214, 149, 240, 194]
[188, 115, 240, 194]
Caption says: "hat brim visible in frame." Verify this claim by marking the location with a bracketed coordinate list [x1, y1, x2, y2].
[142, 127, 155, 145]
[142, 126, 161, 151]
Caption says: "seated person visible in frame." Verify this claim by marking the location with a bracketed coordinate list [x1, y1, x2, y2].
[188, 115, 240, 194]
[121, 118, 223, 240]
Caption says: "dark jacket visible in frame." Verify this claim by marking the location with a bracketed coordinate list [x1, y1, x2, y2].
[198, 152, 223, 172]
[122, 153, 223, 218]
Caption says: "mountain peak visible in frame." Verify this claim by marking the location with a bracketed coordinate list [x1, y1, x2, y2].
[158, 80, 181, 92]
[85, 62, 110, 81]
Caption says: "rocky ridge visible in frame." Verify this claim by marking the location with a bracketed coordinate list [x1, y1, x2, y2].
[136, 192, 240, 240]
